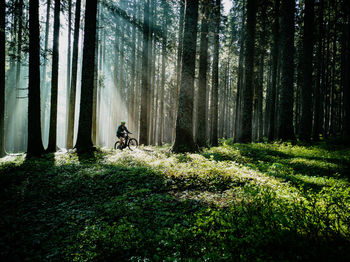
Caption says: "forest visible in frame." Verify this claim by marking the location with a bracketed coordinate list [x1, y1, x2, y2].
[0, 0, 350, 261]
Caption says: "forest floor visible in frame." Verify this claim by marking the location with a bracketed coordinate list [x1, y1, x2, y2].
[1, 139, 350, 261]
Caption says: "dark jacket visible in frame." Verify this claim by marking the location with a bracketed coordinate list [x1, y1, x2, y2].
[117, 125, 130, 136]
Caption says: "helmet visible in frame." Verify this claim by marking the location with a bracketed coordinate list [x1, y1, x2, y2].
[121, 121, 126, 124]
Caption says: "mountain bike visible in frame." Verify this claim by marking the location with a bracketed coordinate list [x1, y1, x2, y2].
[114, 134, 138, 151]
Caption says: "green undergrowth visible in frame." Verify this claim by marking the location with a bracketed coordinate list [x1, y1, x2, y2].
[1, 140, 350, 261]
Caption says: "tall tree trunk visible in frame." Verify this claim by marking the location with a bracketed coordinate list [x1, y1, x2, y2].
[267, 0, 280, 141]
[174, 0, 185, 142]
[66, 0, 81, 149]
[134, 3, 141, 140]
[139, 0, 150, 145]
[158, 0, 168, 146]
[118, 20, 125, 125]
[210, 0, 220, 146]
[47, 0, 61, 152]
[237, 0, 257, 143]
[111, 18, 120, 145]
[0, 0, 5, 156]
[66, 0, 72, 147]
[148, 0, 156, 144]
[342, 0, 350, 140]
[172, 0, 199, 153]
[300, 0, 315, 141]
[27, 0, 44, 157]
[256, 1, 267, 141]
[74, 0, 98, 152]
[278, 0, 296, 140]
[196, 0, 210, 148]
[129, 0, 137, 133]
[92, 2, 101, 146]
[234, 0, 246, 142]
[149, 1, 156, 145]
[323, 5, 331, 138]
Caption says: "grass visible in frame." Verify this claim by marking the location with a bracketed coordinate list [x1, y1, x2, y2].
[0, 139, 350, 261]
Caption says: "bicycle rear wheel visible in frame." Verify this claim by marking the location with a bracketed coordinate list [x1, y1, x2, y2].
[128, 138, 138, 151]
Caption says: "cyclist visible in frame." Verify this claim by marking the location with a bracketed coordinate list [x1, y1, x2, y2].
[116, 121, 131, 149]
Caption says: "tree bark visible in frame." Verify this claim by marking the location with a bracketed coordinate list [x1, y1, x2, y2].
[66, 0, 81, 149]
[237, 0, 257, 143]
[92, 2, 101, 146]
[278, 0, 296, 140]
[27, 0, 44, 157]
[174, 0, 185, 142]
[196, 0, 210, 148]
[128, 0, 137, 133]
[158, 0, 168, 146]
[210, 0, 220, 146]
[47, 0, 61, 152]
[300, 0, 315, 141]
[172, 0, 199, 153]
[0, 0, 5, 156]
[139, 0, 150, 145]
[134, 3, 142, 140]
[74, 0, 98, 152]
[267, 0, 280, 141]
[255, 1, 267, 141]
[342, 0, 350, 140]
[233, 1, 245, 142]
[66, 0, 72, 142]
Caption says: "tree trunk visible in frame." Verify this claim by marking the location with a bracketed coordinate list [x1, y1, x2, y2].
[27, 0, 44, 157]
[342, 0, 350, 140]
[92, 2, 101, 146]
[278, 0, 296, 140]
[128, 0, 137, 133]
[66, 0, 81, 149]
[66, 0, 72, 146]
[74, 0, 98, 152]
[299, 0, 315, 141]
[0, 0, 5, 156]
[267, 0, 280, 141]
[210, 0, 220, 146]
[47, 0, 61, 152]
[139, 0, 150, 145]
[158, 0, 168, 146]
[172, 0, 199, 153]
[237, 0, 257, 143]
[256, 2, 267, 141]
[134, 3, 142, 140]
[196, 0, 210, 148]
[174, 0, 185, 142]
[117, 20, 125, 125]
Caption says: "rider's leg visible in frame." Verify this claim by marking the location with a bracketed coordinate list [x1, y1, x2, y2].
[123, 134, 127, 148]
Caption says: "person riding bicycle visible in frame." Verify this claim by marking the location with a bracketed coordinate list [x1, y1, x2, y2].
[116, 121, 131, 149]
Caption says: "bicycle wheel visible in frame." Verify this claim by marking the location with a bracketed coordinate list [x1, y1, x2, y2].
[114, 141, 122, 150]
[128, 138, 138, 151]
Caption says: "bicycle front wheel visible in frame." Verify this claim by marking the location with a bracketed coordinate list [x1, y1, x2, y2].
[128, 138, 138, 151]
